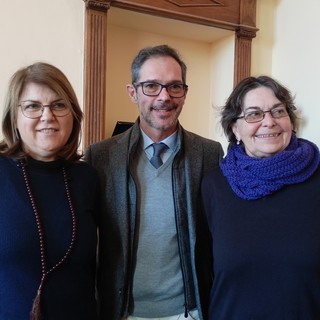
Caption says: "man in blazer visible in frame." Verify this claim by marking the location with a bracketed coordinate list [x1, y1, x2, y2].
[85, 44, 224, 320]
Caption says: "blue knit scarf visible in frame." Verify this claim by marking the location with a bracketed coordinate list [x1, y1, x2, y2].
[220, 133, 320, 200]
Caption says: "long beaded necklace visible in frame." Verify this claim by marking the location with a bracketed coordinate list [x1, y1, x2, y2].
[19, 160, 77, 320]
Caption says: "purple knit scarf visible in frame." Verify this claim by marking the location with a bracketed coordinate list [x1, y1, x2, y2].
[220, 133, 320, 200]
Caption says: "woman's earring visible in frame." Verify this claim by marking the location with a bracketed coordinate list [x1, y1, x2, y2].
[236, 139, 241, 145]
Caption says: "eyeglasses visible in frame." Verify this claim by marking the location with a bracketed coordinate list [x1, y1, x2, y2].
[18, 100, 70, 119]
[235, 105, 289, 123]
[134, 81, 188, 98]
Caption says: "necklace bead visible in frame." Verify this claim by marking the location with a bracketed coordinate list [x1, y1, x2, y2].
[19, 159, 77, 317]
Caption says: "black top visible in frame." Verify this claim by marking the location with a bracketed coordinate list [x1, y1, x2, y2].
[0, 156, 100, 319]
[201, 165, 320, 320]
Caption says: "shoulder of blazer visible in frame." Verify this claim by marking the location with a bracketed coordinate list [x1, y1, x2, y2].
[180, 126, 223, 153]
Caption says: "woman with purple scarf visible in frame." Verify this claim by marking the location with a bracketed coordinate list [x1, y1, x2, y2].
[201, 75, 320, 320]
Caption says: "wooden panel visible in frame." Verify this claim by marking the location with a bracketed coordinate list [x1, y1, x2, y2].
[240, 0, 257, 27]
[234, 30, 255, 85]
[110, 0, 242, 30]
[83, 0, 109, 148]
[233, 0, 257, 84]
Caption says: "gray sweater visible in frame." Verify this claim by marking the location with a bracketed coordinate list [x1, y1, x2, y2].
[85, 120, 224, 320]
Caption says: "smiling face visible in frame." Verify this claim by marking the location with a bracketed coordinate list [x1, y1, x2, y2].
[232, 86, 293, 158]
[17, 82, 73, 161]
[127, 56, 187, 142]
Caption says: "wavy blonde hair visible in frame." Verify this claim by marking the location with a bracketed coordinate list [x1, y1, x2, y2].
[0, 62, 83, 161]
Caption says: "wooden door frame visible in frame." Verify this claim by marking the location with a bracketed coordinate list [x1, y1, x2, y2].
[82, 0, 258, 148]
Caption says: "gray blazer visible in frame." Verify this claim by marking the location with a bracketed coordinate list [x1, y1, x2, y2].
[85, 120, 224, 320]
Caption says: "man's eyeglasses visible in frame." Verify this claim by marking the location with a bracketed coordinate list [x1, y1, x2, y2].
[235, 105, 289, 123]
[134, 81, 188, 98]
[18, 100, 70, 119]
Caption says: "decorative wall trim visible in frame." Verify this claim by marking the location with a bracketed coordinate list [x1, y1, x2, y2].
[84, 0, 110, 11]
[234, 34, 254, 85]
[83, 0, 109, 148]
[166, 0, 224, 7]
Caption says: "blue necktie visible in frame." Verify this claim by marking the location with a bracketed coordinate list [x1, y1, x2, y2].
[150, 143, 167, 169]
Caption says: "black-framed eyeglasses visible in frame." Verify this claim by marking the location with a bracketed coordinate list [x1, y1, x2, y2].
[18, 100, 70, 119]
[235, 105, 289, 123]
[134, 81, 188, 98]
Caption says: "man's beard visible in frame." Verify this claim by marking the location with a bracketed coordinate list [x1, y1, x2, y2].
[141, 102, 181, 131]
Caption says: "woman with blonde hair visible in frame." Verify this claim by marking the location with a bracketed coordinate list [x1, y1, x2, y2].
[0, 62, 99, 319]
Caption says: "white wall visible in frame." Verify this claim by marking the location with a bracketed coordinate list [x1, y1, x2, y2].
[252, 0, 320, 146]
[0, 0, 84, 140]
[209, 36, 235, 152]
[251, 0, 275, 76]
[271, 0, 320, 146]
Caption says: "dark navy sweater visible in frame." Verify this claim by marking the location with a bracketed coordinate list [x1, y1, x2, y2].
[201, 166, 320, 320]
[0, 156, 99, 319]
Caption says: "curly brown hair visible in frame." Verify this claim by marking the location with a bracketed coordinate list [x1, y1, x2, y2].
[221, 75, 297, 147]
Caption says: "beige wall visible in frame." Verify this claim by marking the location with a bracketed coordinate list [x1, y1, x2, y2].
[106, 9, 234, 147]
[0, 0, 84, 140]
[1, 0, 319, 149]
[272, 0, 320, 146]
[209, 36, 235, 151]
[252, 0, 320, 146]
[251, 0, 274, 76]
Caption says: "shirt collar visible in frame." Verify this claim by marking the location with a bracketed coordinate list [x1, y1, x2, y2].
[140, 128, 178, 152]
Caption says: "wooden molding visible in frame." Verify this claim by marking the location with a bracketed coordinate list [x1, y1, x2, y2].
[83, 0, 109, 149]
[82, 0, 258, 148]
[233, 0, 257, 85]
[110, 0, 257, 31]
[84, 0, 110, 11]
[234, 28, 256, 85]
